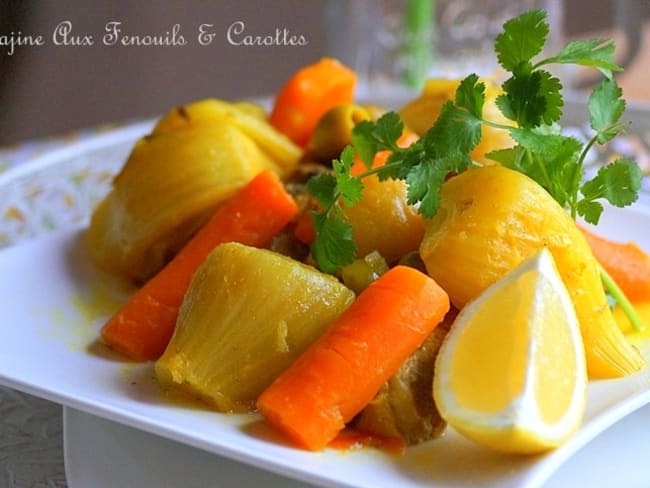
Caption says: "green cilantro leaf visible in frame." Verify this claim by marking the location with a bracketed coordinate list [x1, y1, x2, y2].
[439, 151, 475, 175]
[580, 158, 642, 209]
[539, 39, 622, 78]
[310, 210, 357, 274]
[497, 70, 562, 127]
[576, 199, 604, 225]
[351, 112, 403, 167]
[332, 146, 363, 207]
[509, 128, 583, 206]
[486, 145, 528, 169]
[588, 78, 627, 143]
[379, 141, 425, 181]
[454, 74, 486, 119]
[405, 162, 446, 217]
[350, 120, 380, 168]
[306, 173, 337, 209]
[509, 129, 581, 165]
[536, 70, 564, 124]
[497, 74, 542, 126]
[423, 99, 482, 156]
[555, 156, 583, 210]
[494, 9, 548, 73]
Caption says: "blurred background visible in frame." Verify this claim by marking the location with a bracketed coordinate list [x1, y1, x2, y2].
[0, 0, 648, 146]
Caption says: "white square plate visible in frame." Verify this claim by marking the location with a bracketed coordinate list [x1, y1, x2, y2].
[1, 118, 649, 488]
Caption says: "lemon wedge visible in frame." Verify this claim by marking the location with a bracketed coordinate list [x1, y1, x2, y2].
[433, 248, 587, 454]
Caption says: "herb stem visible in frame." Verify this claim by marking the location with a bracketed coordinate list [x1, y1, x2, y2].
[599, 264, 646, 332]
[532, 57, 554, 70]
[570, 134, 599, 219]
[583, 133, 598, 155]
[323, 158, 404, 216]
[355, 159, 404, 180]
[480, 119, 516, 132]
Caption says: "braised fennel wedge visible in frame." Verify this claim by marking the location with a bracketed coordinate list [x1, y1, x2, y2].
[87, 99, 300, 283]
[155, 242, 355, 413]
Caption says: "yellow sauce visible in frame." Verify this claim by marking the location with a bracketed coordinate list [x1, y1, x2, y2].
[48, 273, 135, 351]
[613, 302, 650, 358]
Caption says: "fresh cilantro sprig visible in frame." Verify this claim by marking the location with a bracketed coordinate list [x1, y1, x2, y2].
[307, 80, 485, 274]
[307, 146, 361, 273]
[307, 9, 644, 331]
[487, 10, 640, 224]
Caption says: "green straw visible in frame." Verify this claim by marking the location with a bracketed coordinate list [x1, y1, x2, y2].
[402, 0, 434, 89]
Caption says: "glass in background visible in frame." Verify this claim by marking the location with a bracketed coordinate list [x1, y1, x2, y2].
[325, 0, 564, 97]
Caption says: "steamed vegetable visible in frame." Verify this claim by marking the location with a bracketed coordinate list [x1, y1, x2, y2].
[306, 104, 373, 162]
[340, 251, 389, 294]
[152, 99, 302, 174]
[339, 168, 425, 265]
[100, 170, 298, 361]
[419, 165, 644, 378]
[308, 132, 423, 272]
[87, 98, 301, 282]
[269, 57, 357, 147]
[341, 132, 424, 265]
[155, 242, 355, 413]
[580, 225, 650, 303]
[152, 100, 267, 134]
[353, 311, 454, 445]
[257, 265, 450, 450]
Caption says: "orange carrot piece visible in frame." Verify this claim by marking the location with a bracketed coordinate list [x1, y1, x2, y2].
[100, 170, 298, 361]
[351, 130, 419, 176]
[269, 58, 357, 147]
[293, 211, 317, 245]
[580, 225, 650, 303]
[256, 265, 450, 451]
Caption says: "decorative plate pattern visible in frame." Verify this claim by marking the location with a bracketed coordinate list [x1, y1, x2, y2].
[0, 121, 152, 249]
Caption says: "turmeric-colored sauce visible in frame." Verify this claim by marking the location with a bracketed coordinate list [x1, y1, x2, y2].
[329, 428, 405, 455]
[613, 302, 650, 359]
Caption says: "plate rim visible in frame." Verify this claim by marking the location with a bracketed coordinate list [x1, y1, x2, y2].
[0, 119, 153, 188]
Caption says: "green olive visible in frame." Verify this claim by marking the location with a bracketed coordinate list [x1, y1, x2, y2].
[340, 250, 389, 294]
[307, 104, 372, 162]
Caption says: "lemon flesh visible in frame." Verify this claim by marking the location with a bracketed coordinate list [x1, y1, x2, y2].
[434, 248, 587, 454]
